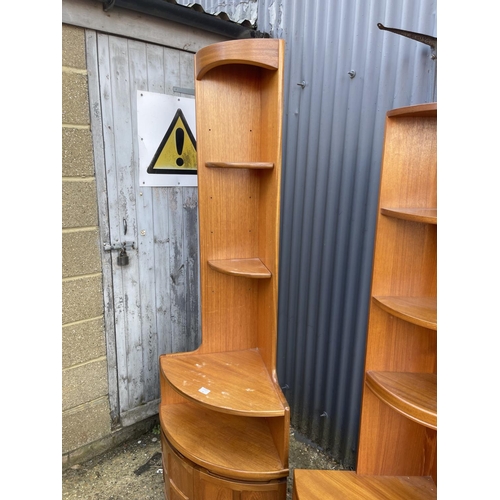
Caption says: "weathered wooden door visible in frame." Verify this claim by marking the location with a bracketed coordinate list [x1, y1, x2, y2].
[91, 32, 201, 426]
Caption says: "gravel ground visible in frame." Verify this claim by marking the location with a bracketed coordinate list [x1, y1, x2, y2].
[62, 425, 343, 499]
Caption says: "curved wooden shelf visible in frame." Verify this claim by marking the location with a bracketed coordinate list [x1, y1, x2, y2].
[208, 258, 272, 278]
[381, 207, 437, 224]
[160, 402, 288, 481]
[195, 39, 280, 80]
[293, 470, 436, 499]
[366, 371, 436, 430]
[160, 348, 285, 417]
[373, 296, 436, 330]
[387, 102, 437, 118]
[206, 161, 274, 170]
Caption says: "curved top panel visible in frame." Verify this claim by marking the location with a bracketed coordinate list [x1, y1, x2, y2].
[195, 38, 281, 80]
[387, 102, 437, 118]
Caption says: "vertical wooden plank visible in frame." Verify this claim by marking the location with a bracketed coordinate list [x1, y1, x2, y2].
[167, 186, 188, 353]
[180, 49, 200, 352]
[182, 186, 200, 351]
[146, 44, 172, 361]
[164, 46, 182, 95]
[160, 48, 183, 355]
[147, 44, 175, 365]
[163, 47, 202, 354]
[86, 29, 120, 425]
[97, 33, 132, 414]
[146, 43, 166, 95]
[128, 39, 159, 403]
[179, 50, 195, 92]
[152, 188, 172, 357]
[107, 35, 144, 411]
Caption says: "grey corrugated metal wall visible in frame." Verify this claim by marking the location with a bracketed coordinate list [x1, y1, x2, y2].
[179, 0, 437, 468]
[259, 0, 437, 468]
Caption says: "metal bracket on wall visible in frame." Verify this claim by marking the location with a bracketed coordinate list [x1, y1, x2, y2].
[173, 87, 195, 96]
[377, 23, 437, 60]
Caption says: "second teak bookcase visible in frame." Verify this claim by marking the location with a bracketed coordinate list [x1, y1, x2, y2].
[293, 103, 437, 499]
[159, 39, 289, 500]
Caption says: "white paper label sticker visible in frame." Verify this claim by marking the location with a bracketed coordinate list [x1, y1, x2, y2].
[198, 387, 210, 395]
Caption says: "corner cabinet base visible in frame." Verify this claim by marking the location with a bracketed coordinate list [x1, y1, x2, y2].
[162, 433, 287, 500]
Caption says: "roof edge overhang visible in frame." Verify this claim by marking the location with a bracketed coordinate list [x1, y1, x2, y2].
[99, 0, 269, 39]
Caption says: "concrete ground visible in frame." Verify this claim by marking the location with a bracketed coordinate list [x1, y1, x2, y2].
[62, 423, 343, 499]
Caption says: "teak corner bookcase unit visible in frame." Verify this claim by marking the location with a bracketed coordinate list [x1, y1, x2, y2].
[159, 38, 290, 500]
[293, 103, 437, 499]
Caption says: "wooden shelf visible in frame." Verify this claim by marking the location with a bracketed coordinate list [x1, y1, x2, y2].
[366, 371, 437, 430]
[208, 258, 272, 278]
[160, 348, 286, 416]
[160, 402, 287, 481]
[206, 161, 274, 169]
[381, 207, 437, 224]
[195, 38, 280, 80]
[293, 470, 436, 499]
[373, 296, 436, 330]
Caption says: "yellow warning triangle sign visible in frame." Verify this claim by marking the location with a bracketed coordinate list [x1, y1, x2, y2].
[147, 108, 197, 174]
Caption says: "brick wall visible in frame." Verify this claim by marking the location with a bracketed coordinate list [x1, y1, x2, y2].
[61, 24, 111, 465]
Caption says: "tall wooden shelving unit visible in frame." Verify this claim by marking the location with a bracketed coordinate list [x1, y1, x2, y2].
[159, 39, 289, 500]
[293, 103, 437, 499]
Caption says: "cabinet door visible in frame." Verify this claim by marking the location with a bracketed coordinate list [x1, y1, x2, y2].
[169, 485, 189, 500]
[195, 470, 286, 500]
[162, 434, 194, 499]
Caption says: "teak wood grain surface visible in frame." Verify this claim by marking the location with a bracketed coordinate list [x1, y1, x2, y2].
[290, 104, 438, 500]
[366, 371, 437, 429]
[160, 403, 286, 480]
[356, 103, 437, 483]
[372, 296, 436, 330]
[293, 470, 436, 499]
[160, 348, 286, 416]
[208, 258, 272, 278]
[159, 39, 289, 498]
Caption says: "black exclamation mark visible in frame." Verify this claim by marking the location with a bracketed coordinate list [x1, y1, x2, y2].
[176, 128, 184, 167]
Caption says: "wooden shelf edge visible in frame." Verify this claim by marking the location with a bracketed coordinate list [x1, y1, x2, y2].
[195, 39, 281, 80]
[208, 258, 272, 278]
[206, 161, 274, 169]
[366, 371, 437, 430]
[381, 207, 437, 224]
[386, 102, 437, 118]
[293, 470, 436, 499]
[160, 403, 288, 481]
[160, 348, 286, 417]
[373, 296, 437, 330]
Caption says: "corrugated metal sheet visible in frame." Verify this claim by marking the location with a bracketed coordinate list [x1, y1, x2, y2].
[98, 0, 264, 37]
[176, 0, 258, 26]
[259, 0, 437, 468]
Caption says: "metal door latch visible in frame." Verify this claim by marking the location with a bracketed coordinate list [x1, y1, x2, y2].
[104, 241, 135, 267]
[103, 241, 135, 252]
[377, 23, 437, 60]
